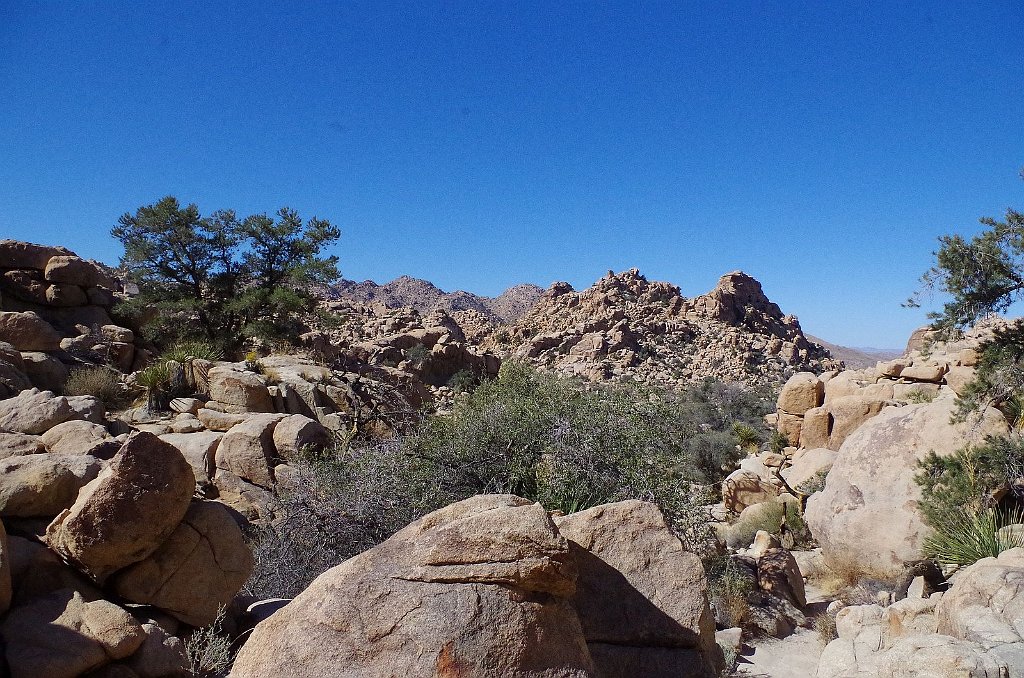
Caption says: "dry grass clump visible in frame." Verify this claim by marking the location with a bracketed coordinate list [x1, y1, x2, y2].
[63, 365, 131, 409]
[184, 607, 233, 678]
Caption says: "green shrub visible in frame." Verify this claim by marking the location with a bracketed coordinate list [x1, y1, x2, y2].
[769, 430, 789, 454]
[732, 422, 762, 452]
[707, 557, 755, 629]
[404, 344, 431, 364]
[726, 501, 785, 549]
[904, 388, 937, 404]
[923, 505, 1024, 566]
[916, 437, 1024, 524]
[136, 362, 173, 411]
[245, 363, 773, 598]
[796, 470, 829, 496]
[446, 368, 478, 393]
[63, 366, 131, 409]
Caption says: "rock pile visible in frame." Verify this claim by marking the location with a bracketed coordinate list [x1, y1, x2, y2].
[817, 548, 1024, 677]
[0, 241, 144, 393]
[0, 427, 252, 677]
[485, 269, 839, 390]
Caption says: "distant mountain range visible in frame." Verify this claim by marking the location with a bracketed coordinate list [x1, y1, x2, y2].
[329, 276, 544, 323]
[805, 335, 902, 369]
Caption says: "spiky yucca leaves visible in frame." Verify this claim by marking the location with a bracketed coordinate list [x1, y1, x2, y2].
[923, 506, 1024, 566]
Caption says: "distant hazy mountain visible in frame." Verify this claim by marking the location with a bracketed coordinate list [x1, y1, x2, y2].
[329, 276, 544, 323]
[806, 335, 902, 370]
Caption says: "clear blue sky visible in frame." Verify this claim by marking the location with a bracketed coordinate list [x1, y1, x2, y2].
[2, 2, 1022, 348]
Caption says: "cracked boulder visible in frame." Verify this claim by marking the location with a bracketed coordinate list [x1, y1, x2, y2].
[110, 500, 253, 626]
[46, 432, 195, 583]
[231, 494, 593, 678]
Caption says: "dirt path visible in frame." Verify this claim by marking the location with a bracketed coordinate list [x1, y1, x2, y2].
[732, 583, 830, 677]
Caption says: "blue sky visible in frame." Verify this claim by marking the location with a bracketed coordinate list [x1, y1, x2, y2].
[1, 2, 1021, 348]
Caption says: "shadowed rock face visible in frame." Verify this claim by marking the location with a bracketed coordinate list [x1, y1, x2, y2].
[232, 496, 721, 678]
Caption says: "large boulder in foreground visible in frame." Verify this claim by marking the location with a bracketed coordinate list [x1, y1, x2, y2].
[936, 548, 1024, 672]
[46, 432, 195, 583]
[111, 500, 254, 626]
[554, 501, 721, 678]
[806, 398, 1008, 577]
[231, 494, 593, 678]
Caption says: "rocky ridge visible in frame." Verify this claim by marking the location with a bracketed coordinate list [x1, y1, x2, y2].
[330, 275, 544, 323]
[484, 268, 840, 390]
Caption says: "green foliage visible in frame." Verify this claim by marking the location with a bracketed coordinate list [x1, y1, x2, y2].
[908, 201, 1024, 417]
[769, 430, 790, 454]
[904, 388, 937, 404]
[707, 557, 754, 629]
[922, 505, 1024, 566]
[161, 340, 223, 364]
[63, 366, 131, 409]
[446, 368, 478, 393]
[908, 207, 1024, 334]
[916, 436, 1024, 566]
[246, 364, 772, 598]
[112, 196, 340, 350]
[732, 422, 762, 452]
[136, 362, 172, 410]
[726, 501, 785, 549]
[916, 437, 1024, 523]
[796, 469, 829, 496]
[404, 343, 431, 365]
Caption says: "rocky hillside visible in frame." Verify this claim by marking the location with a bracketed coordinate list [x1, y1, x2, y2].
[330, 276, 543, 323]
[484, 268, 840, 391]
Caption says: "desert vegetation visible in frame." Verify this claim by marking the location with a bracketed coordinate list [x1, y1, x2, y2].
[246, 361, 773, 598]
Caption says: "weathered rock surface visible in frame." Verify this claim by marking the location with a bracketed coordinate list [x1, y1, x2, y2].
[208, 366, 274, 412]
[806, 397, 1009, 577]
[0, 454, 102, 517]
[0, 432, 45, 458]
[159, 431, 221, 489]
[46, 432, 195, 583]
[214, 413, 286, 489]
[936, 548, 1024, 671]
[0, 388, 75, 434]
[41, 419, 117, 457]
[111, 500, 254, 626]
[0, 311, 62, 351]
[554, 501, 721, 677]
[271, 414, 332, 457]
[231, 494, 593, 678]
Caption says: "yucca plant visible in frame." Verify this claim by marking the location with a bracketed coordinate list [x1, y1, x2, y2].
[732, 422, 762, 452]
[923, 505, 1024, 567]
[137, 362, 172, 411]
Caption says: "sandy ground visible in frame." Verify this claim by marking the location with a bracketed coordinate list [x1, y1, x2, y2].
[732, 583, 829, 677]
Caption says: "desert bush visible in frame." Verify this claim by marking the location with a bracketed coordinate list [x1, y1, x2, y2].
[184, 607, 233, 678]
[245, 363, 772, 598]
[732, 422, 761, 452]
[768, 430, 789, 454]
[726, 501, 785, 550]
[904, 388, 937, 404]
[63, 365, 131, 409]
[706, 557, 755, 630]
[796, 470, 829, 496]
[404, 343, 431, 364]
[916, 436, 1024, 574]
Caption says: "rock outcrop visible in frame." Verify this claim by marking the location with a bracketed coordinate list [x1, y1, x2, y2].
[232, 496, 721, 678]
[805, 396, 1008, 577]
[485, 269, 837, 390]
